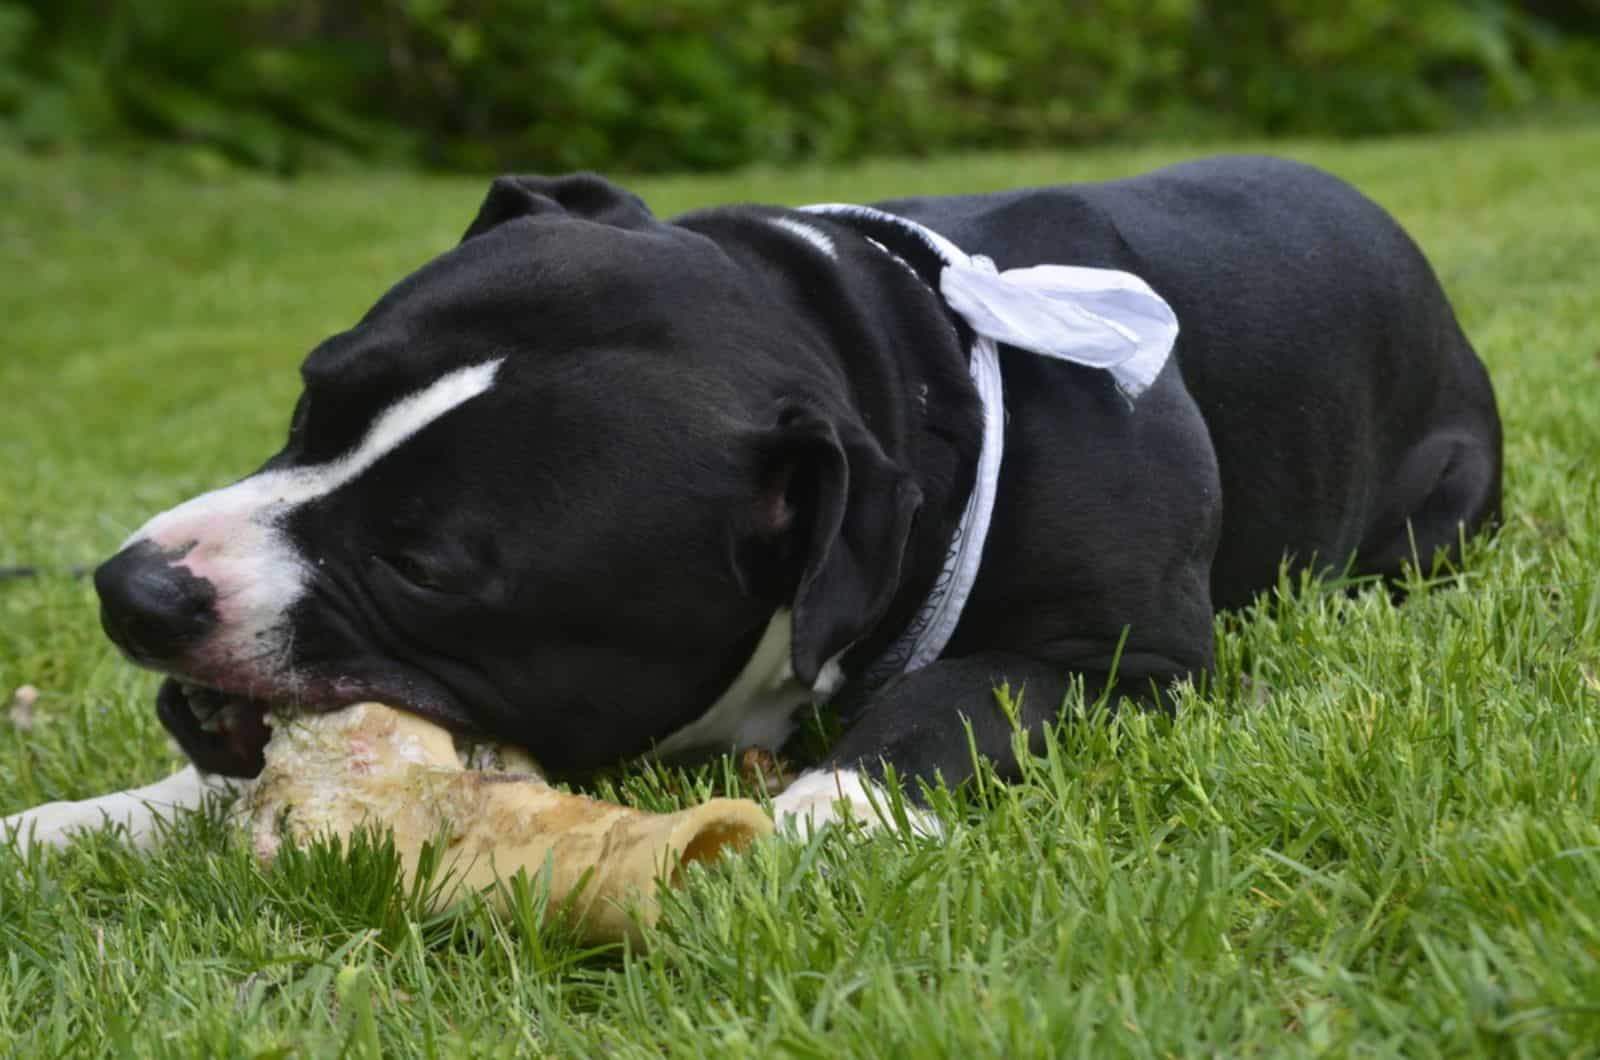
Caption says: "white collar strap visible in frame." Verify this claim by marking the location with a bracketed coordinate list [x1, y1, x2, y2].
[797, 202, 1180, 698]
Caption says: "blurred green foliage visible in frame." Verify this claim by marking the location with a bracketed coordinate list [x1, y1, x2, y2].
[2, 0, 1598, 174]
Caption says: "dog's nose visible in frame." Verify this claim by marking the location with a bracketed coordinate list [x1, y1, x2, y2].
[94, 542, 218, 665]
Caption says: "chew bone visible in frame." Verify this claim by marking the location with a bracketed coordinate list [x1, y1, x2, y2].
[230, 703, 772, 942]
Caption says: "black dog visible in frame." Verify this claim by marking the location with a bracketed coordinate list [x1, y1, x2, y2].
[13, 155, 1502, 842]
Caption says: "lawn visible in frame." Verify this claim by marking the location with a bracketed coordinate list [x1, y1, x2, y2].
[3, 125, 1600, 1056]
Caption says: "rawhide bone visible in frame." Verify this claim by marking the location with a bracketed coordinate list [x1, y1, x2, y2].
[230, 702, 772, 943]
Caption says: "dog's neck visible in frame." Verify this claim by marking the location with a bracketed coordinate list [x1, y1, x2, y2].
[668, 206, 985, 744]
[748, 208, 989, 693]
[677, 200, 1180, 747]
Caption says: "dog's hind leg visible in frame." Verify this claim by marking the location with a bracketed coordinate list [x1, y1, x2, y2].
[1356, 427, 1502, 584]
[2, 765, 240, 858]
[1355, 328, 1503, 585]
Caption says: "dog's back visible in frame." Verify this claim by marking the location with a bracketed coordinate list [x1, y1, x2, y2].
[882, 155, 1502, 606]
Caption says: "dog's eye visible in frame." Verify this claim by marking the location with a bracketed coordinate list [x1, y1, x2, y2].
[379, 553, 448, 592]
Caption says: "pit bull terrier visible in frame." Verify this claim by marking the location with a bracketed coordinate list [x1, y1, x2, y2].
[5, 155, 1501, 849]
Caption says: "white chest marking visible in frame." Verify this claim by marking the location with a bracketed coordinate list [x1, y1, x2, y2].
[652, 610, 814, 759]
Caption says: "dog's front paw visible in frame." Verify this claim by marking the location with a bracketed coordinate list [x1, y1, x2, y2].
[2, 766, 241, 860]
[2, 799, 111, 858]
[771, 768, 941, 838]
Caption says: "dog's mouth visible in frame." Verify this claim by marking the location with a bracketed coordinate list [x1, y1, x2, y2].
[178, 680, 268, 735]
[155, 670, 476, 778]
[156, 677, 278, 777]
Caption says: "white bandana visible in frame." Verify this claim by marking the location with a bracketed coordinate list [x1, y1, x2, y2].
[797, 203, 1180, 697]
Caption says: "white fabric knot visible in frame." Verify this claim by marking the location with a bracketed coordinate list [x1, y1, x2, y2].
[940, 255, 1178, 400]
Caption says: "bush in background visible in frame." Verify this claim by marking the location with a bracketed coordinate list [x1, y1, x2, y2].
[3, 0, 1598, 174]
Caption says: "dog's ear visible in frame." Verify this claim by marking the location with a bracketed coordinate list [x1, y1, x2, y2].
[739, 404, 923, 686]
[462, 174, 656, 241]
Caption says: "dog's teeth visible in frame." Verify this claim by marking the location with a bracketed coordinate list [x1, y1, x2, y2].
[197, 698, 238, 733]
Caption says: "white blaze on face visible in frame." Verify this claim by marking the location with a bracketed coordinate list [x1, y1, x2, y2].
[123, 358, 506, 677]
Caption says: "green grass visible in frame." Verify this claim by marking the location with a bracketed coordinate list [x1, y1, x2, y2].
[3, 125, 1600, 1056]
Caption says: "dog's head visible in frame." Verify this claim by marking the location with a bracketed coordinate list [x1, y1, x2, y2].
[94, 175, 925, 777]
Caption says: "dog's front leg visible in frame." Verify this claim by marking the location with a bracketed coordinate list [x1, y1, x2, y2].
[2, 766, 241, 858]
[772, 650, 1193, 836]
